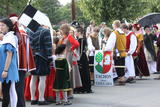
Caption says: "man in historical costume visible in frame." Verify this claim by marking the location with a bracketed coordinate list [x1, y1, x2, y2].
[86, 20, 95, 38]
[132, 24, 150, 78]
[9, 14, 36, 107]
[104, 20, 126, 85]
[144, 26, 157, 74]
[87, 27, 100, 85]
[121, 24, 137, 83]
[27, 25, 53, 105]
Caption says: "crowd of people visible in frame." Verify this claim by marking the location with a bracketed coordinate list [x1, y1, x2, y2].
[0, 13, 160, 107]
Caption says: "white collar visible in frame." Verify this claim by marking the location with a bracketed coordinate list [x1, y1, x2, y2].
[0, 31, 18, 49]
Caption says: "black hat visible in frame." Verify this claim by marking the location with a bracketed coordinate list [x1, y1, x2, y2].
[0, 18, 14, 31]
[71, 21, 80, 28]
[55, 44, 66, 55]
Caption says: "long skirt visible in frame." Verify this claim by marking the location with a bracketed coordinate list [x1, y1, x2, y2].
[67, 52, 82, 88]
[74, 53, 92, 93]
[134, 48, 150, 76]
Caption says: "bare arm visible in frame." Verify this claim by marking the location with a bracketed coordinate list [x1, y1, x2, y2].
[2, 51, 13, 78]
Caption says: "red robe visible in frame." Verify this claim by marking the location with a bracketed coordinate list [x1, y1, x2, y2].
[133, 33, 150, 76]
[18, 30, 36, 71]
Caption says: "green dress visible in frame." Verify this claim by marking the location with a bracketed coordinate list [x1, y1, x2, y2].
[53, 57, 71, 91]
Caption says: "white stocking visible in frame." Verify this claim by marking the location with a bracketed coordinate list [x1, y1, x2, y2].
[30, 75, 37, 100]
[63, 91, 68, 102]
[56, 91, 60, 102]
[38, 76, 46, 101]
[10, 82, 17, 107]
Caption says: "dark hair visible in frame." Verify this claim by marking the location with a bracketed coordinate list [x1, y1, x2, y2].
[77, 26, 84, 34]
[121, 23, 128, 29]
[53, 37, 59, 45]
[55, 44, 66, 55]
[144, 25, 150, 30]
[128, 24, 133, 31]
[0, 18, 14, 31]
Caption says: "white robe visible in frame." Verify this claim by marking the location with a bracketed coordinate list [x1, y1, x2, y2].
[125, 32, 137, 78]
[104, 28, 123, 51]
[87, 36, 95, 56]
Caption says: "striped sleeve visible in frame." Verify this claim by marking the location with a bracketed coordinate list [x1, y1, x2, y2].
[43, 29, 53, 57]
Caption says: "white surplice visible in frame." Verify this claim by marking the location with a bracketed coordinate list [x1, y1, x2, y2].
[125, 32, 137, 78]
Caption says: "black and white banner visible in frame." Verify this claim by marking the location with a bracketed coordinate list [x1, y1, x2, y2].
[19, 5, 52, 32]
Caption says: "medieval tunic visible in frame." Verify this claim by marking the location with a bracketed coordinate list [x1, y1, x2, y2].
[74, 37, 92, 93]
[59, 34, 82, 88]
[104, 28, 126, 78]
[24, 27, 52, 101]
[18, 29, 36, 72]
[134, 33, 150, 77]
[125, 32, 137, 78]
[53, 56, 71, 91]
[28, 27, 53, 76]
[144, 33, 157, 73]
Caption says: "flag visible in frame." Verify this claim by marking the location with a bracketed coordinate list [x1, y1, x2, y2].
[19, 5, 53, 33]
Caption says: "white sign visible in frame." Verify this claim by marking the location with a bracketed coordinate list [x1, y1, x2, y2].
[94, 50, 114, 86]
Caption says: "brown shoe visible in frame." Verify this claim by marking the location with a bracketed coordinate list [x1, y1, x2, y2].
[117, 77, 126, 85]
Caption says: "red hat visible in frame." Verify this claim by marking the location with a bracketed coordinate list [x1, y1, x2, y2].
[153, 25, 158, 30]
[133, 24, 141, 31]
[9, 13, 18, 18]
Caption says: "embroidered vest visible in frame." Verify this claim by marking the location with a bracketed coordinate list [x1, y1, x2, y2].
[114, 30, 126, 57]
[126, 32, 135, 51]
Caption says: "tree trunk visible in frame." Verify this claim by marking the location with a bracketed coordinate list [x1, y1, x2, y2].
[6, 0, 9, 15]
[71, 0, 76, 21]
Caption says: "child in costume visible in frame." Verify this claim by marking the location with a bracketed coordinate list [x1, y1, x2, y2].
[53, 44, 72, 105]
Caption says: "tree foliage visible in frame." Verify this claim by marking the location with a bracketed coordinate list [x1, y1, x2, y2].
[31, 0, 61, 24]
[1, 0, 160, 26]
[0, 0, 28, 18]
[142, 0, 160, 12]
[79, 0, 148, 25]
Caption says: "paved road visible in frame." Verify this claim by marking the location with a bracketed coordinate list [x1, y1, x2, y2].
[2, 75, 160, 107]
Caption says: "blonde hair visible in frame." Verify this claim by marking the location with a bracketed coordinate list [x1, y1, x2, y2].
[113, 20, 121, 28]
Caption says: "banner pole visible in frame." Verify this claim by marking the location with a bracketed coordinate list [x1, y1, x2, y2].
[27, 0, 32, 5]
